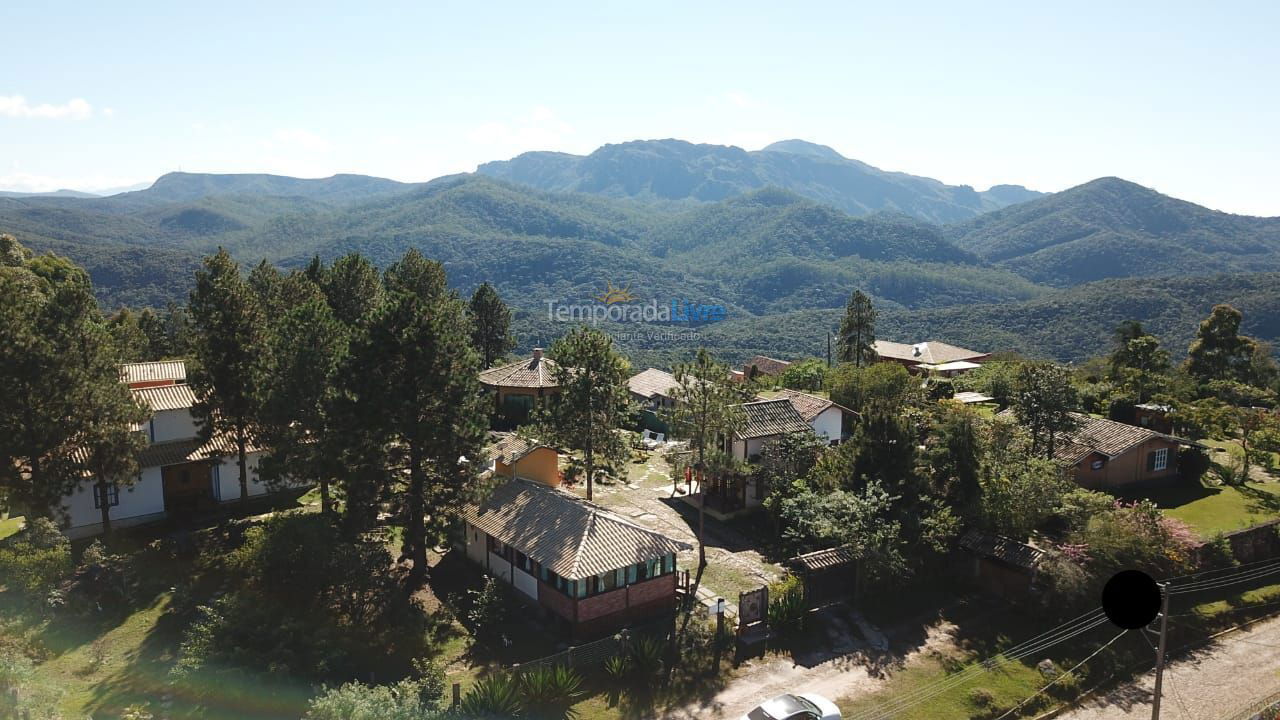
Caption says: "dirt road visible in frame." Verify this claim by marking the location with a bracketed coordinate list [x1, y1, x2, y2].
[1058, 614, 1280, 720]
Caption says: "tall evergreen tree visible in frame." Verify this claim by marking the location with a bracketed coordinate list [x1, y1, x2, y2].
[1111, 335, 1170, 403]
[0, 236, 145, 524]
[257, 274, 349, 516]
[537, 326, 632, 502]
[1013, 363, 1080, 461]
[188, 249, 267, 505]
[838, 289, 878, 368]
[468, 282, 516, 369]
[352, 250, 487, 588]
[1186, 304, 1261, 385]
[322, 253, 384, 329]
[666, 349, 744, 593]
[72, 323, 149, 536]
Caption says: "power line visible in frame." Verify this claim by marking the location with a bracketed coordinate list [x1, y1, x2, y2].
[991, 629, 1129, 720]
[847, 610, 1109, 720]
[1169, 563, 1280, 595]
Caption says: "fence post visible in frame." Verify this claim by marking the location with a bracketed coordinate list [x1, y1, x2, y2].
[452, 682, 461, 709]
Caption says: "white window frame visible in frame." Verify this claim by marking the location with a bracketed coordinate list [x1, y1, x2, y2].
[1152, 447, 1169, 472]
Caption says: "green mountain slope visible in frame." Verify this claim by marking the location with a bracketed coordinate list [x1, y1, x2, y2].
[948, 177, 1280, 285]
[478, 139, 1042, 224]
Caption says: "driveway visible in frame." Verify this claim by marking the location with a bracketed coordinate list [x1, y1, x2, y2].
[1058, 614, 1280, 720]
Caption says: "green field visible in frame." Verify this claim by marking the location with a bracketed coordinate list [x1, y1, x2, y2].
[1136, 480, 1280, 537]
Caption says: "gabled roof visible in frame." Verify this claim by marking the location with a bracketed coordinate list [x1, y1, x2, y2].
[485, 433, 553, 465]
[628, 368, 681, 400]
[873, 340, 986, 366]
[742, 355, 792, 376]
[770, 389, 848, 423]
[959, 529, 1045, 572]
[479, 355, 561, 389]
[998, 410, 1202, 464]
[465, 479, 690, 580]
[132, 384, 197, 412]
[735, 399, 812, 440]
[120, 360, 187, 385]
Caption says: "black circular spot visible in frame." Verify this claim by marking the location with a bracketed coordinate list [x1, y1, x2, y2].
[1101, 570, 1161, 629]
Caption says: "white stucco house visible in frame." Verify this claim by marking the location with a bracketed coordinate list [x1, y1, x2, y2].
[724, 398, 814, 462]
[60, 360, 275, 539]
[770, 389, 851, 444]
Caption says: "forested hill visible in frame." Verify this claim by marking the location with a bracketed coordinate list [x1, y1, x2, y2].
[589, 272, 1280, 370]
[478, 139, 1042, 224]
[947, 176, 1280, 285]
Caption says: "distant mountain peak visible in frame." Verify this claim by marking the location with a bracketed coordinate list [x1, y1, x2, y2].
[760, 139, 846, 160]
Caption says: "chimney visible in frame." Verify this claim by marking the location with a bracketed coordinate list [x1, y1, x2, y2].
[532, 347, 543, 362]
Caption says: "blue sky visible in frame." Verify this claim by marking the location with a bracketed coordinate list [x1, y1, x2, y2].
[2, 1, 1277, 215]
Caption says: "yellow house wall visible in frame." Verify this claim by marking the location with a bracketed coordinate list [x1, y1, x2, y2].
[495, 447, 561, 487]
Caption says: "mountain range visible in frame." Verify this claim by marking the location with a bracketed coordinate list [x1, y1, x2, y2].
[2, 138, 1278, 367]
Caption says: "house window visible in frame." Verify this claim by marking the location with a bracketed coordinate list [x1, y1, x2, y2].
[663, 554, 675, 575]
[93, 482, 119, 509]
[1151, 448, 1169, 472]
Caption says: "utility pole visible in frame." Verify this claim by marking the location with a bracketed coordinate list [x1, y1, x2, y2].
[1151, 582, 1170, 720]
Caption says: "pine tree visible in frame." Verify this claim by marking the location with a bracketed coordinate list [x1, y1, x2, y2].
[468, 282, 516, 369]
[188, 248, 267, 505]
[0, 237, 145, 525]
[536, 326, 632, 501]
[838, 290, 878, 368]
[666, 349, 744, 593]
[322, 253, 384, 329]
[257, 273, 349, 516]
[352, 250, 487, 588]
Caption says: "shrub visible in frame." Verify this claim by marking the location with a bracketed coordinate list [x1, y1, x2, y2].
[172, 512, 429, 686]
[458, 674, 524, 719]
[967, 687, 995, 708]
[305, 679, 445, 720]
[629, 634, 665, 678]
[1178, 447, 1212, 485]
[767, 576, 807, 638]
[1049, 671, 1081, 701]
[520, 664, 585, 716]
[467, 576, 510, 646]
[602, 654, 630, 684]
[0, 518, 72, 603]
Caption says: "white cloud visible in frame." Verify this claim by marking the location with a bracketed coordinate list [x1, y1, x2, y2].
[0, 95, 93, 120]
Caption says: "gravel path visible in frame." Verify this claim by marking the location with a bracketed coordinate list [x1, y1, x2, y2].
[1058, 614, 1280, 720]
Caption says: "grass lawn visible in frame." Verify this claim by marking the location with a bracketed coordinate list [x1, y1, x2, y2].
[1190, 582, 1280, 619]
[839, 652, 1048, 720]
[0, 512, 24, 540]
[1132, 479, 1280, 537]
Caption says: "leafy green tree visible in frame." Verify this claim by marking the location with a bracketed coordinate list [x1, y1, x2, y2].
[537, 326, 632, 501]
[1013, 362, 1080, 460]
[468, 282, 516, 369]
[828, 361, 917, 415]
[258, 274, 349, 515]
[776, 482, 907, 583]
[1186, 304, 1260, 385]
[350, 250, 487, 587]
[107, 308, 151, 363]
[778, 357, 827, 391]
[666, 349, 744, 590]
[189, 248, 268, 505]
[1110, 335, 1170, 403]
[979, 455, 1075, 538]
[837, 289, 877, 367]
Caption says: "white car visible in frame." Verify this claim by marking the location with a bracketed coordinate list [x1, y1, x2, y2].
[742, 693, 842, 720]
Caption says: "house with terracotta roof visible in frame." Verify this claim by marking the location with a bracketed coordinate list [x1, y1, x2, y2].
[739, 355, 792, 380]
[60, 363, 281, 538]
[1001, 410, 1203, 490]
[479, 348, 561, 427]
[726, 398, 815, 461]
[769, 389, 851, 444]
[485, 433, 562, 487]
[463, 477, 691, 638]
[872, 340, 988, 375]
